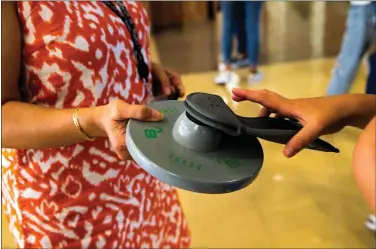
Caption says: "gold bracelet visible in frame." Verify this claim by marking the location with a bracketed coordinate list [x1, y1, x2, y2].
[72, 108, 95, 141]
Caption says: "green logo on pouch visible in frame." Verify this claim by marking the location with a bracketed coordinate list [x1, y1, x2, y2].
[216, 156, 241, 168]
[144, 127, 163, 139]
[160, 107, 179, 115]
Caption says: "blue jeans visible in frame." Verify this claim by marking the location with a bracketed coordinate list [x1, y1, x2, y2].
[221, 1, 263, 66]
[366, 52, 376, 94]
[327, 3, 376, 95]
[234, 2, 246, 56]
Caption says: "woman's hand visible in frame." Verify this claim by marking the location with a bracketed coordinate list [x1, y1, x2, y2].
[93, 100, 164, 160]
[232, 88, 375, 158]
[151, 62, 185, 98]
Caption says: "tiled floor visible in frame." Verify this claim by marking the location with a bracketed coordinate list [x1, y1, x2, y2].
[175, 58, 374, 248]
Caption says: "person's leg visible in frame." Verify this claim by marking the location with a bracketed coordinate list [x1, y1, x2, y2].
[215, 1, 240, 85]
[231, 1, 249, 69]
[366, 52, 376, 94]
[235, 1, 246, 58]
[365, 3, 376, 94]
[353, 117, 376, 230]
[244, 1, 263, 82]
[220, 1, 236, 68]
[326, 5, 368, 96]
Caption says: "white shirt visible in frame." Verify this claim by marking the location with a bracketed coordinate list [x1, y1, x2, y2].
[351, 1, 371, 5]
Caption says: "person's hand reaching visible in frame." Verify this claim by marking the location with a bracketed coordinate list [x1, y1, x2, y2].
[232, 88, 353, 158]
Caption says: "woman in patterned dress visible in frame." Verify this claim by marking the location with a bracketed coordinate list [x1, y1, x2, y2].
[2, 1, 190, 248]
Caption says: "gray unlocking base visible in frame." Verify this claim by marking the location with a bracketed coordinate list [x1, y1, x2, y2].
[126, 100, 264, 194]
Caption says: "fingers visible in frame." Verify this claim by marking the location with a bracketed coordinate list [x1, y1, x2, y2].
[125, 105, 164, 121]
[283, 124, 321, 158]
[106, 100, 164, 160]
[152, 63, 172, 96]
[108, 121, 130, 160]
[232, 95, 245, 102]
[274, 113, 285, 119]
[109, 100, 164, 121]
[232, 95, 276, 117]
[107, 102, 163, 159]
[232, 88, 278, 106]
[232, 88, 295, 118]
[260, 106, 274, 117]
[165, 67, 185, 97]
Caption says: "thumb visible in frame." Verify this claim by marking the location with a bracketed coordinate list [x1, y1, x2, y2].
[159, 75, 172, 96]
[108, 121, 129, 160]
[125, 105, 164, 121]
[153, 65, 172, 96]
[283, 125, 321, 158]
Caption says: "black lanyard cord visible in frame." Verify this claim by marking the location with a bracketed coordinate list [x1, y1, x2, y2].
[102, 1, 149, 84]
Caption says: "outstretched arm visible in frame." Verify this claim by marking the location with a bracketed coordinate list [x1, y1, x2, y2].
[232, 88, 376, 157]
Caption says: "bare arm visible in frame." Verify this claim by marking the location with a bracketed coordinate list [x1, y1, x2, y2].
[232, 88, 375, 157]
[344, 94, 376, 129]
[1, 2, 104, 149]
[1, 2, 163, 159]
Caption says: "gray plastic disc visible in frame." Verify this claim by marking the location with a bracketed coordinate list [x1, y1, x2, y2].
[126, 100, 264, 194]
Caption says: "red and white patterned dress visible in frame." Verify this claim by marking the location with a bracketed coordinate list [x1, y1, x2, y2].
[1, 1, 191, 248]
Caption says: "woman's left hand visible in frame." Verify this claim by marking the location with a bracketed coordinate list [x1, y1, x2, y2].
[151, 62, 185, 98]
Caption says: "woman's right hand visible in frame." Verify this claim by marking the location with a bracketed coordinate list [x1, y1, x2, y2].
[92, 100, 164, 160]
[232, 88, 375, 158]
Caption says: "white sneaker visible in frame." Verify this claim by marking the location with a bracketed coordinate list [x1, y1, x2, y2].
[365, 214, 376, 232]
[248, 71, 263, 84]
[214, 70, 240, 85]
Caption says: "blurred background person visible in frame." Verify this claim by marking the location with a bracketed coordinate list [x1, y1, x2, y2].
[326, 1, 376, 96]
[230, 1, 250, 70]
[214, 1, 264, 85]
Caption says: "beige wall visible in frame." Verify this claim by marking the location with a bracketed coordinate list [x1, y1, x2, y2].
[148, 1, 209, 31]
